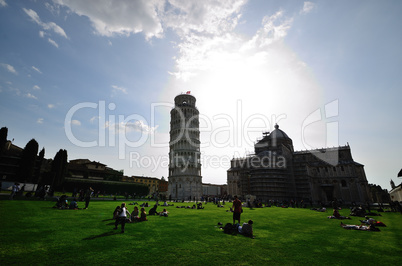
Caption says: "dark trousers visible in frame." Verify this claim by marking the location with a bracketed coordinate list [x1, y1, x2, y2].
[115, 217, 127, 231]
[85, 197, 90, 208]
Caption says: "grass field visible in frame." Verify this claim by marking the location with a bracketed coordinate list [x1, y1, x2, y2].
[0, 198, 401, 265]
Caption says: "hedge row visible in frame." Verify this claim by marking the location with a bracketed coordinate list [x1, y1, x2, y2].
[62, 178, 149, 196]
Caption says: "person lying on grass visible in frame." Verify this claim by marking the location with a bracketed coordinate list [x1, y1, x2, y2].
[359, 216, 386, 227]
[340, 222, 380, 231]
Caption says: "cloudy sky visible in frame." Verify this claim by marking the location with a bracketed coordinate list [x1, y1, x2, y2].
[1, 0, 401, 190]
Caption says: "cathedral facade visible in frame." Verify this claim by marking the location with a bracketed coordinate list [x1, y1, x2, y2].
[168, 93, 202, 200]
[227, 125, 371, 204]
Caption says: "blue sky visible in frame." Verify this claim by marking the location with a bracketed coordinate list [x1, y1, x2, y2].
[0, 0, 401, 190]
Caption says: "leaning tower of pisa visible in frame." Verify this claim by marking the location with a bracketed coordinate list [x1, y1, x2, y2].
[168, 93, 202, 201]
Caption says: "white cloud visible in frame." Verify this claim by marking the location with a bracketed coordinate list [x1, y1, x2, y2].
[52, 0, 246, 40]
[37, 118, 44, 124]
[163, 0, 245, 36]
[32, 66, 42, 74]
[39, 31, 46, 38]
[105, 120, 158, 135]
[0, 0, 7, 7]
[111, 85, 128, 95]
[45, 2, 60, 15]
[300, 1, 315, 15]
[71, 120, 81, 126]
[23, 8, 68, 38]
[25, 93, 38, 99]
[53, 0, 164, 39]
[244, 11, 293, 49]
[48, 104, 55, 109]
[1, 63, 17, 74]
[48, 38, 59, 48]
[170, 8, 293, 80]
[33, 85, 41, 90]
[90, 116, 100, 123]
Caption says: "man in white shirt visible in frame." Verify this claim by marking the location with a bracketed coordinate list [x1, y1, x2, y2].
[114, 202, 130, 233]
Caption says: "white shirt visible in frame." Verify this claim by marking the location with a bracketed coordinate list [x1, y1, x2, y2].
[119, 207, 127, 217]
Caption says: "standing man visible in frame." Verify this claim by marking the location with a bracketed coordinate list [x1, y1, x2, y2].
[232, 195, 242, 225]
[9, 182, 20, 200]
[84, 187, 94, 209]
[114, 202, 130, 233]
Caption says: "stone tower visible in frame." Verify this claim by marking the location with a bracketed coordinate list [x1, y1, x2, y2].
[168, 93, 202, 200]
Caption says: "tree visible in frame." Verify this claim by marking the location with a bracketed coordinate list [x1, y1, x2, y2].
[0, 127, 8, 155]
[18, 139, 39, 182]
[33, 148, 45, 184]
[51, 149, 68, 188]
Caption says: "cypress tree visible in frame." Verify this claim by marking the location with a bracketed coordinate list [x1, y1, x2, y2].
[33, 148, 45, 183]
[51, 149, 68, 188]
[18, 139, 39, 182]
[0, 127, 8, 155]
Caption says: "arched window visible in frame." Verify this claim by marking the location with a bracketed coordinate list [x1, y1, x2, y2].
[341, 180, 347, 187]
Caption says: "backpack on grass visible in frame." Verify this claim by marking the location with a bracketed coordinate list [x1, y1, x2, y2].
[223, 223, 236, 234]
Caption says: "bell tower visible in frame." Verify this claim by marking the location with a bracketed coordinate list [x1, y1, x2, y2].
[168, 93, 202, 200]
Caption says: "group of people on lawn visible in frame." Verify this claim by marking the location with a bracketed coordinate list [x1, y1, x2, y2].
[116, 196, 385, 235]
[113, 202, 169, 233]
[112, 196, 255, 237]
[325, 199, 386, 231]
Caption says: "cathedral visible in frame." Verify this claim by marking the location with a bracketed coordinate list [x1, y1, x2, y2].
[227, 124, 371, 204]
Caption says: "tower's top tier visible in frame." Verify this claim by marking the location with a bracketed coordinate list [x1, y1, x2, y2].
[174, 93, 196, 107]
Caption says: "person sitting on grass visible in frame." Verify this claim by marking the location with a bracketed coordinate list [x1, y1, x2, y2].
[149, 204, 159, 215]
[69, 198, 79, 209]
[160, 208, 169, 217]
[139, 207, 148, 222]
[328, 208, 350, 219]
[54, 195, 68, 209]
[131, 206, 139, 222]
[238, 219, 254, 238]
[114, 202, 130, 233]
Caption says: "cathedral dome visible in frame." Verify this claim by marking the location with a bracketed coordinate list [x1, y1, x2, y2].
[269, 124, 290, 140]
[254, 124, 293, 154]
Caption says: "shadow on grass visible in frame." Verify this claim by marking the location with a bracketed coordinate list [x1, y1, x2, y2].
[83, 231, 120, 240]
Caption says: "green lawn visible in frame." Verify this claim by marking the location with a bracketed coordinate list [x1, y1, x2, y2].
[0, 199, 401, 265]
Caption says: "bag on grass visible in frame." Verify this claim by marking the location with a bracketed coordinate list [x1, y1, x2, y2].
[223, 223, 236, 234]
